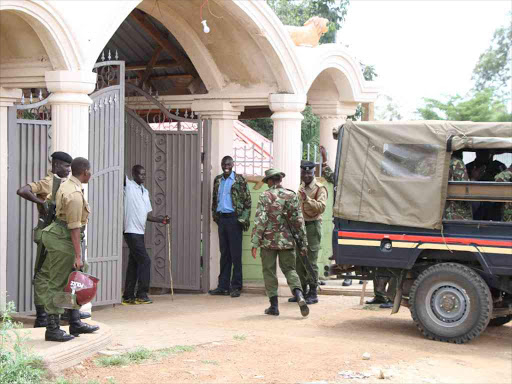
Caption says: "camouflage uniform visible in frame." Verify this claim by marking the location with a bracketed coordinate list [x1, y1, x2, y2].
[495, 167, 512, 222]
[444, 157, 472, 220]
[251, 185, 308, 298]
[322, 163, 335, 185]
[212, 173, 252, 230]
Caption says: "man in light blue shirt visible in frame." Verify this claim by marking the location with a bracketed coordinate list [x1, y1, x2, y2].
[209, 156, 251, 298]
[122, 165, 169, 305]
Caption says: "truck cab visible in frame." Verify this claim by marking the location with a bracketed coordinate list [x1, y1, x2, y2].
[328, 120, 512, 343]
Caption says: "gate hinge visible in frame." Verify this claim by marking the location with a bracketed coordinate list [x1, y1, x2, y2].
[201, 152, 205, 163]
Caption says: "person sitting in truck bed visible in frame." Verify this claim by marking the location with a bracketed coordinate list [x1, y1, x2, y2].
[444, 152, 472, 220]
[467, 149, 506, 221]
[494, 165, 512, 222]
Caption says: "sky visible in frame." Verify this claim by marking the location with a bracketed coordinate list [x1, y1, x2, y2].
[339, 0, 511, 119]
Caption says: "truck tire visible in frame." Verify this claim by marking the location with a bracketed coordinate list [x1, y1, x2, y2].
[409, 263, 492, 344]
[488, 315, 512, 327]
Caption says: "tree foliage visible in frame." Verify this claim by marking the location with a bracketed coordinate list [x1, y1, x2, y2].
[472, 14, 512, 98]
[416, 89, 512, 122]
[267, 0, 350, 43]
[417, 16, 512, 123]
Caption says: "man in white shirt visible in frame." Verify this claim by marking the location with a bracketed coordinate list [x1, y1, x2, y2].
[123, 165, 169, 305]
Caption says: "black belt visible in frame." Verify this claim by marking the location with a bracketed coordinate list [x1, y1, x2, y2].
[55, 218, 85, 233]
[218, 212, 236, 217]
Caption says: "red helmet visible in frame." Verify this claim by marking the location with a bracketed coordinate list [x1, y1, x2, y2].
[64, 271, 100, 306]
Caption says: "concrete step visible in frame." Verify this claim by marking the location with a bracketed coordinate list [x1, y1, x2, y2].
[6, 320, 111, 375]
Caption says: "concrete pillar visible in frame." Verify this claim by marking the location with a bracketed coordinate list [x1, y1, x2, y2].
[45, 71, 96, 159]
[269, 94, 306, 191]
[191, 100, 243, 289]
[310, 102, 358, 169]
[0, 87, 22, 311]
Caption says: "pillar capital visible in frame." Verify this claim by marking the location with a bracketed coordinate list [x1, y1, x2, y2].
[0, 87, 22, 107]
[309, 101, 358, 119]
[45, 70, 96, 106]
[269, 93, 306, 119]
[191, 99, 243, 120]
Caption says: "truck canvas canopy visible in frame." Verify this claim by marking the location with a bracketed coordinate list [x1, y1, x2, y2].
[333, 120, 512, 230]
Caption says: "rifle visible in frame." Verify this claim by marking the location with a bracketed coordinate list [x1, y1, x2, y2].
[283, 212, 317, 282]
[34, 175, 62, 277]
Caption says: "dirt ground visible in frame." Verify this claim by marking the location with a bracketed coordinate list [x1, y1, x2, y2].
[61, 294, 511, 384]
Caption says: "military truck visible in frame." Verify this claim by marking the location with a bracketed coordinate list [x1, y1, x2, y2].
[327, 120, 512, 343]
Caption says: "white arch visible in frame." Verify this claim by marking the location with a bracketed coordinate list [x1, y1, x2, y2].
[299, 44, 379, 103]
[229, 0, 307, 95]
[0, 0, 80, 71]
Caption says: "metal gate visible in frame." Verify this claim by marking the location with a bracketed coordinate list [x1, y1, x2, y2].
[124, 84, 209, 291]
[6, 98, 52, 314]
[88, 61, 125, 305]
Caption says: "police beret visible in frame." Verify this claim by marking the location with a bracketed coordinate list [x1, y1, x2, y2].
[300, 161, 316, 171]
[51, 151, 73, 164]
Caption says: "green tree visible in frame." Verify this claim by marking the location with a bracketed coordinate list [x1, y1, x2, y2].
[416, 89, 512, 122]
[267, 0, 350, 44]
[472, 14, 512, 99]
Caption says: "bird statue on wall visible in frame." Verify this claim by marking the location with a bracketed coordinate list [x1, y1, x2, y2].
[285, 17, 329, 47]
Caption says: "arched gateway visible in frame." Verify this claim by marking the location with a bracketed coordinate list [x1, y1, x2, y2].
[0, 0, 379, 313]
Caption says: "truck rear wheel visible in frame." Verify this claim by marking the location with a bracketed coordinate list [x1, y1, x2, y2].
[409, 262, 492, 344]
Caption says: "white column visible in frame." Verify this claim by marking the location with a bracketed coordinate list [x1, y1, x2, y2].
[191, 100, 243, 289]
[45, 71, 97, 159]
[269, 94, 306, 191]
[310, 102, 357, 169]
[0, 87, 22, 311]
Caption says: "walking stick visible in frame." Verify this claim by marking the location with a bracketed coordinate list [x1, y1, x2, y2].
[167, 222, 174, 301]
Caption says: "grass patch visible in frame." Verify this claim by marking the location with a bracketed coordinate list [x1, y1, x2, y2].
[158, 345, 195, 357]
[233, 334, 246, 341]
[0, 301, 47, 384]
[95, 345, 195, 367]
[201, 359, 219, 365]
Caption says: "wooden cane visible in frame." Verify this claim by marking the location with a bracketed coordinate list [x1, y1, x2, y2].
[360, 280, 368, 306]
[167, 223, 174, 301]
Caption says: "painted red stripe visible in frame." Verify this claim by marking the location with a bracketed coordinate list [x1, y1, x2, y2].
[338, 231, 512, 248]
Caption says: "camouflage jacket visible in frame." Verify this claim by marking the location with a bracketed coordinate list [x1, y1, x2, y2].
[212, 173, 252, 231]
[444, 157, 472, 220]
[251, 185, 308, 251]
[322, 164, 335, 185]
[495, 167, 512, 222]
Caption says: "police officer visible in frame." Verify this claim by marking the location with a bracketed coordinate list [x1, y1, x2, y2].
[251, 168, 309, 317]
[289, 161, 327, 305]
[41, 157, 99, 342]
[16, 151, 72, 327]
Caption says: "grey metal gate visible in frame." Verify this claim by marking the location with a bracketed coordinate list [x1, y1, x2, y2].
[6, 98, 52, 314]
[88, 61, 125, 305]
[124, 84, 209, 291]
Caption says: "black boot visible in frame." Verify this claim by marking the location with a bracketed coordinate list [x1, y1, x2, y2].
[34, 305, 48, 328]
[305, 285, 318, 305]
[61, 309, 91, 322]
[264, 296, 279, 316]
[293, 289, 309, 317]
[69, 309, 100, 337]
[45, 314, 74, 342]
[288, 285, 307, 302]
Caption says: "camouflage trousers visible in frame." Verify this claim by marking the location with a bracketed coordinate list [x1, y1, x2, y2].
[260, 248, 301, 298]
